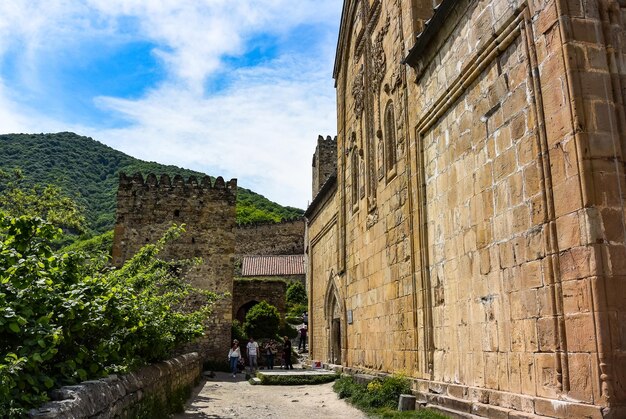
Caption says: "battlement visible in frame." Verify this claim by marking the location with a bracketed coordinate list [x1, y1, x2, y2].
[113, 171, 238, 268]
[316, 134, 337, 146]
[119, 172, 237, 193]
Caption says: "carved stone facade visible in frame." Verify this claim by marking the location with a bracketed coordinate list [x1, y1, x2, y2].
[307, 0, 626, 418]
[112, 173, 237, 361]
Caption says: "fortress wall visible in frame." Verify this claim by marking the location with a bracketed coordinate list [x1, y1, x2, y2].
[235, 218, 305, 257]
[112, 173, 237, 360]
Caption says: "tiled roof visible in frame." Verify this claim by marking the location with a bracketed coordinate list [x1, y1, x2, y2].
[241, 255, 305, 276]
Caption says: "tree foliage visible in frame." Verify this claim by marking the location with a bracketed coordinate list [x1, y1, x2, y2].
[286, 281, 307, 305]
[61, 230, 114, 256]
[0, 132, 304, 235]
[0, 168, 86, 233]
[0, 215, 216, 417]
[243, 301, 280, 339]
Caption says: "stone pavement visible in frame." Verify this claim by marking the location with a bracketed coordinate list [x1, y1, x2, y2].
[173, 370, 366, 419]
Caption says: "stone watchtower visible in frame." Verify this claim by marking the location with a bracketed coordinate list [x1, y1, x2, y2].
[311, 135, 337, 198]
[112, 173, 237, 360]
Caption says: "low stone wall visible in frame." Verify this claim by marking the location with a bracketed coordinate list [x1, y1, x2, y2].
[29, 353, 202, 419]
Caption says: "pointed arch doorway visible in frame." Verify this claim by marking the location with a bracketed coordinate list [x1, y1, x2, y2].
[324, 275, 345, 365]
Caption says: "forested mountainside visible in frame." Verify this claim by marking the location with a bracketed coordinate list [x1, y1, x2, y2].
[0, 132, 303, 233]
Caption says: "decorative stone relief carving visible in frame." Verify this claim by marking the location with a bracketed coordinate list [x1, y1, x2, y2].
[371, 15, 390, 92]
[352, 66, 365, 118]
[389, 66, 403, 92]
[366, 207, 379, 229]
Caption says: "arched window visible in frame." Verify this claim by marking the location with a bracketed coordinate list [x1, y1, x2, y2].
[350, 134, 359, 209]
[384, 101, 397, 175]
[351, 150, 359, 208]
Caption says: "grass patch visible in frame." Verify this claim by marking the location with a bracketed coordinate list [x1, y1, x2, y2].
[333, 375, 447, 418]
[257, 373, 339, 386]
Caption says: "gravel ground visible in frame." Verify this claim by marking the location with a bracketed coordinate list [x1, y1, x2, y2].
[173, 371, 367, 419]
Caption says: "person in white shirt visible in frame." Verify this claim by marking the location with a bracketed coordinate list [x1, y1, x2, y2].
[247, 337, 259, 374]
[228, 340, 241, 378]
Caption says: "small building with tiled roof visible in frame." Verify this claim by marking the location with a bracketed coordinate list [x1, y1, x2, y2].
[241, 254, 306, 277]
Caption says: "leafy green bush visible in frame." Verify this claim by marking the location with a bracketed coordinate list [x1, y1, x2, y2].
[0, 215, 215, 417]
[364, 375, 411, 409]
[332, 374, 445, 418]
[61, 230, 114, 255]
[231, 320, 247, 343]
[285, 316, 303, 325]
[287, 303, 308, 319]
[277, 323, 298, 340]
[243, 301, 280, 339]
[0, 167, 86, 233]
[286, 281, 307, 305]
[333, 375, 446, 418]
[333, 375, 359, 399]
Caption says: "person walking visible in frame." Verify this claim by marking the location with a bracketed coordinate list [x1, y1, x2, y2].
[283, 335, 293, 370]
[247, 337, 259, 374]
[265, 342, 275, 370]
[228, 340, 241, 378]
[298, 324, 308, 352]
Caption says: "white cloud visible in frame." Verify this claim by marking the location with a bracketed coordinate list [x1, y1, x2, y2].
[0, 0, 341, 208]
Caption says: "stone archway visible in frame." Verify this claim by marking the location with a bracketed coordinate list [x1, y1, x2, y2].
[324, 275, 345, 365]
[236, 300, 259, 323]
[232, 280, 287, 322]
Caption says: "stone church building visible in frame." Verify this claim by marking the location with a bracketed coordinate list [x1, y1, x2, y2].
[305, 0, 626, 417]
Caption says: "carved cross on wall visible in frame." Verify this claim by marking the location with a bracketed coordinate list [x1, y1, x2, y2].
[351, 0, 386, 212]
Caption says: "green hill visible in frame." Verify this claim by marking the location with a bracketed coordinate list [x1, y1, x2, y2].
[0, 132, 303, 233]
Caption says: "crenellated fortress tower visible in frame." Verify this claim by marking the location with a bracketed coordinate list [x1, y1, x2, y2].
[312, 135, 337, 198]
[112, 172, 237, 360]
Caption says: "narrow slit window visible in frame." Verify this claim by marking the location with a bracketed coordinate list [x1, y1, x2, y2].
[384, 101, 397, 174]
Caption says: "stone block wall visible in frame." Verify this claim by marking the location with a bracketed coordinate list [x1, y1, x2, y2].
[235, 218, 305, 257]
[112, 173, 237, 360]
[232, 279, 287, 322]
[307, 0, 626, 417]
[306, 178, 339, 365]
[29, 353, 202, 419]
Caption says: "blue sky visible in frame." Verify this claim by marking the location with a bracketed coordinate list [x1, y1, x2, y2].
[0, 1, 341, 208]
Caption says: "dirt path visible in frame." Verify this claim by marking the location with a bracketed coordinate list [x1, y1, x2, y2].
[173, 371, 367, 419]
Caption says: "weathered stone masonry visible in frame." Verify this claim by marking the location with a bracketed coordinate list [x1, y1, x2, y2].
[28, 353, 202, 419]
[235, 218, 305, 258]
[307, 0, 626, 418]
[233, 279, 287, 323]
[112, 173, 237, 361]
[312, 135, 338, 197]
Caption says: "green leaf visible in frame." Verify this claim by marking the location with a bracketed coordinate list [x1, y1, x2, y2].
[43, 376, 54, 389]
[9, 322, 20, 333]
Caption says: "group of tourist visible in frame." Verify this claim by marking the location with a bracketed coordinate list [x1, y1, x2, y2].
[228, 336, 294, 377]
